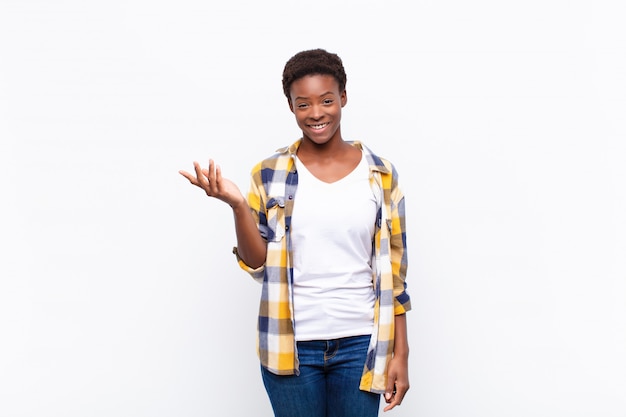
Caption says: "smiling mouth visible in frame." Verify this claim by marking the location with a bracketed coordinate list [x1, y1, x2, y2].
[309, 122, 329, 130]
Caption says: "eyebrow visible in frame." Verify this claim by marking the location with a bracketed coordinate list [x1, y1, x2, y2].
[293, 91, 335, 101]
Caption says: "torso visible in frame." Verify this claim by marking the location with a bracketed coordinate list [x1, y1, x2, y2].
[291, 150, 377, 341]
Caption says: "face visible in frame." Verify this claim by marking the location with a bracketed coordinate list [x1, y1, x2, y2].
[288, 74, 347, 146]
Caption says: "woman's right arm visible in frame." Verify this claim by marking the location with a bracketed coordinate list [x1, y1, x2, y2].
[179, 159, 267, 268]
[229, 198, 267, 268]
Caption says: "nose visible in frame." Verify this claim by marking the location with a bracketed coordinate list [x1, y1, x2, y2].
[309, 104, 323, 119]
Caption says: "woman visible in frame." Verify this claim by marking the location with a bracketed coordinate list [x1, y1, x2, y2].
[180, 48, 411, 417]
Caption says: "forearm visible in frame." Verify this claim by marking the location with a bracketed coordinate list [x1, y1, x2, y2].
[231, 200, 267, 268]
[393, 313, 409, 358]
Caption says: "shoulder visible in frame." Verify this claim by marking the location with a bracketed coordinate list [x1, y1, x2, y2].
[354, 141, 396, 176]
[250, 139, 300, 181]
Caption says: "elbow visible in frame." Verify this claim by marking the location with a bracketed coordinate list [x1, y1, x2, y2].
[247, 259, 265, 269]
[237, 248, 266, 269]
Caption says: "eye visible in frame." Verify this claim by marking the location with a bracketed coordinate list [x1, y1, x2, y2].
[297, 103, 308, 109]
[323, 99, 334, 105]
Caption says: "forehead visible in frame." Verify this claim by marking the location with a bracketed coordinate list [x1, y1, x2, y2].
[289, 74, 340, 99]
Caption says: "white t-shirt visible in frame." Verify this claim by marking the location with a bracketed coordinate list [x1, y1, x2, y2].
[291, 152, 377, 341]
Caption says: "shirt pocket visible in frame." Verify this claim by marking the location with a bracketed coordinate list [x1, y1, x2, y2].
[265, 196, 286, 242]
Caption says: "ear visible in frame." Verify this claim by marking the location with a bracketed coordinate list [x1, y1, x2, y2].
[341, 90, 348, 107]
[287, 98, 295, 113]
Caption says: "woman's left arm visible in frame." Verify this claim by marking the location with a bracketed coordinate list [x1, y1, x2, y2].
[383, 313, 409, 412]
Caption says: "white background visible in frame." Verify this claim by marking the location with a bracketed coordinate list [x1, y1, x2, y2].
[1, 1, 625, 416]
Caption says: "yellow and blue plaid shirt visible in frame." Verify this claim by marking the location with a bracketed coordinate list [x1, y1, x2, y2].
[233, 139, 411, 393]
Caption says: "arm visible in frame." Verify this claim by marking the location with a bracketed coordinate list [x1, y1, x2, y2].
[384, 166, 411, 411]
[383, 313, 410, 412]
[230, 198, 266, 268]
[179, 159, 267, 268]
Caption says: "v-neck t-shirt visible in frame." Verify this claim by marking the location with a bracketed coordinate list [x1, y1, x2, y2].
[290, 152, 377, 341]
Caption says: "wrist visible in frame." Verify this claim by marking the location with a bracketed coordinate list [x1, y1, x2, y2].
[393, 347, 409, 360]
[393, 339, 409, 359]
[229, 197, 248, 211]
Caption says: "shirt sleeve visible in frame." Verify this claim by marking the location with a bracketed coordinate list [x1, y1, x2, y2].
[389, 169, 412, 315]
[232, 164, 267, 284]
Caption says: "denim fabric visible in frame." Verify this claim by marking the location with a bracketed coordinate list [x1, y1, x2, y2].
[260, 335, 381, 417]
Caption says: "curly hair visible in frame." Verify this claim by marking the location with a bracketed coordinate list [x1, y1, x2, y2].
[282, 48, 347, 100]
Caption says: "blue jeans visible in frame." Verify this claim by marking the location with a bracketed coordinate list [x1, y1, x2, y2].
[260, 335, 380, 417]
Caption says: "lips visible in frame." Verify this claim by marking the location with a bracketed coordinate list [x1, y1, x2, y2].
[309, 122, 329, 130]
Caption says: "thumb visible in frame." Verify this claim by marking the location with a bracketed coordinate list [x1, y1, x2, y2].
[384, 381, 396, 403]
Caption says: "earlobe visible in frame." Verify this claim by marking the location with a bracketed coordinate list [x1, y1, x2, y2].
[341, 90, 348, 107]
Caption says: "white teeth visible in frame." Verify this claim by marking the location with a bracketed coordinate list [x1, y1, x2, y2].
[310, 123, 328, 130]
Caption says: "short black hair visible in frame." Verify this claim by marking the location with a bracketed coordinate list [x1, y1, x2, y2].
[282, 48, 347, 100]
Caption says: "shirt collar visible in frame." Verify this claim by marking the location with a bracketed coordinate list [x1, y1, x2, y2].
[276, 139, 390, 175]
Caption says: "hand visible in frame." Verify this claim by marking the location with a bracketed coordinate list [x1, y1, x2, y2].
[179, 159, 245, 208]
[383, 354, 409, 412]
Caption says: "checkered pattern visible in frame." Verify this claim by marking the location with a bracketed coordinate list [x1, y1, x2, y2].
[233, 139, 411, 393]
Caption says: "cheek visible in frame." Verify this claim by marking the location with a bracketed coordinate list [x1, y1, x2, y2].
[295, 113, 307, 126]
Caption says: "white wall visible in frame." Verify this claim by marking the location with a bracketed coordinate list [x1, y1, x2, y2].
[1, 1, 624, 416]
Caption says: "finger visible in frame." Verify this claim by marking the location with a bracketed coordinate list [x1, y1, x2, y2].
[383, 383, 408, 412]
[214, 162, 223, 188]
[207, 159, 217, 193]
[394, 385, 408, 405]
[192, 162, 209, 188]
[179, 170, 199, 186]
[383, 398, 398, 412]
[207, 159, 215, 179]
[383, 394, 400, 412]
[384, 378, 396, 404]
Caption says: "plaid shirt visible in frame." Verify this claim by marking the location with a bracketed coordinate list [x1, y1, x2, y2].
[233, 139, 411, 393]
